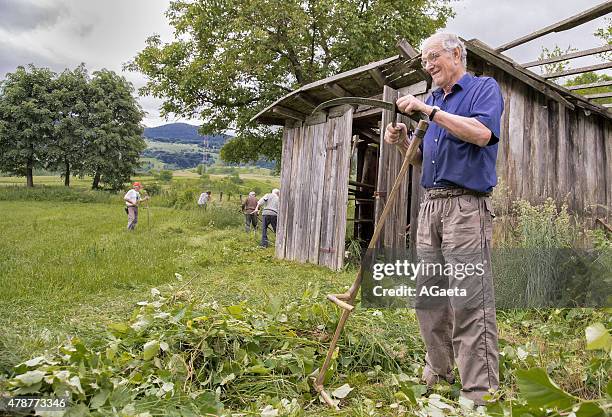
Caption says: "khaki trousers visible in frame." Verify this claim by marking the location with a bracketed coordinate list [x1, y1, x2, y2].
[415, 192, 498, 405]
[127, 206, 138, 231]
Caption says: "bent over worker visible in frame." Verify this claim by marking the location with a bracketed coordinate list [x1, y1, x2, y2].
[384, 33, 504, 405]
[254, 188, 280, 247]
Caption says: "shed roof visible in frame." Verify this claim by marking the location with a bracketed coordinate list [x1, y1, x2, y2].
[253, 39, 611, 126]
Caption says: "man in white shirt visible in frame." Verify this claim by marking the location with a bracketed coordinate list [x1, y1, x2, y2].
[198, 190, 211, 209]
[124, 182, 147, 231]
[254, 188, 280, 247]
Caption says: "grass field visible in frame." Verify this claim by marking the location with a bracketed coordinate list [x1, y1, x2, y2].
[0, 199, 350, 368]
[0, 178, 610, 416]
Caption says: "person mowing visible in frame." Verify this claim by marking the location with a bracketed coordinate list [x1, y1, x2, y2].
[124, 182, 148, 231]
[254, 188, 280, 247]
[383, 33, 503, 405]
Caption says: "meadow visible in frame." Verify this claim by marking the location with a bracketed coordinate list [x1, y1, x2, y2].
[0, 174, 610, 416]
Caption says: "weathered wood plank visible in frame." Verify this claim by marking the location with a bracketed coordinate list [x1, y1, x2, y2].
[522, 44, 612, 68]
[396, 39, 419, 58]
[272, 105, 307, 121]
[275, 124, 295, 259]
[368, 68, 388, 88]
[308, 122, 327, 263]
[496, 2, 612, 52]
[324, 83, 351, 98]
[296, 124, 315, 263]
[605, 120, 612, 221]
[543, 62, 612, 79]
[497, 70, 511, 198]
[376, 86, 394, 247]
[507, 77, 526, 199]
[285, 124, 303, 260]
[567, 80, 612, 90]
[319, 118, 338, 268]
[555, 104, 569, 205]
[584, 92, 612, 100]
[333, 109, 354, 269]
[583, 112, 598, 218]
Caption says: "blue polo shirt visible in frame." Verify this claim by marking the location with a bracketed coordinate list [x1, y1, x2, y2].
[420, 73, 504, 193]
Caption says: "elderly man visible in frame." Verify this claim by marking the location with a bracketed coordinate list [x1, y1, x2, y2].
[242, 191, 259, 232]
[124, 182, 149, 231]
[255, 188, 280, 247]
[384, 33, 503, 405]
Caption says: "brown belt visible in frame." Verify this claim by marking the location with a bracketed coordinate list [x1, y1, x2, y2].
[425, 187, 491, 200]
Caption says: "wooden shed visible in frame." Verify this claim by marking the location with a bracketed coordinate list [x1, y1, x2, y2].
[253, 34, 611, 270]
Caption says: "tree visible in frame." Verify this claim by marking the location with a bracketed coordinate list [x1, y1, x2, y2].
[594, 17, 611, 61]
[564, 19, 612, 106]
[129, 0, 454, 164]
[46, 64, 90, 186]
[537, 45, 576, 75]
[84, 70, 146, 190]
[0, 65, 56, 187]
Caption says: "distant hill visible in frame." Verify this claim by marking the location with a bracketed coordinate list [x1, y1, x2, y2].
[143, 123, 229, 148]
[140, 122, 275, 170]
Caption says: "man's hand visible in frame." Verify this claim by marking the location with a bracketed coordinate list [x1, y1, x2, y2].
[384, 122, 409, 147]
[397, 94, 429, 116]
[383, 122, 423, 166]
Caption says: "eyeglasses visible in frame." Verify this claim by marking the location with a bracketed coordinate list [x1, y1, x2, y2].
[421, 49, 446, 69]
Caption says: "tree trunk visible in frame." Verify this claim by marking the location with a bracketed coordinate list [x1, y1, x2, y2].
[92, 171, 101, 189]
[26, 160, 34, 188]
[64, 160, 70, 187]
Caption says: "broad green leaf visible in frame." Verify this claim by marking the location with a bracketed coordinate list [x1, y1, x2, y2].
[331, 383, 353, 399]
[575, 402, 606, 417]
[15, 370, 45, 386]
[90, 388, 111, 409]
[246, 364, 270, 375]
[226, 305, 243, 318]
[515, 368, 575, 409]
[607, 380, 612, 398]
[108, 322, 129, 335]
[585, 323, 611, 351]
[143, 339, 160, 361]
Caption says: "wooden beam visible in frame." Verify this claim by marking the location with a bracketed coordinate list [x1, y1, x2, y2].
[353, 106, 383, 122]
[356, 129, 380, 144]
[543, 62, 612, 79]
[396, 39, 419, 59]
[567, 80, 612, 90]
[272, 105, 306, 121]
[497, 1, 612, 52]
[596, 218, 612, 233]
[324, 83, 351, 97]
[522, 44, 612, 68]
[584, 91, 612, 99]
[602, 103, 612, 108]
[368, 68, 388, 88]
[349, 180, 375, 190]
[465, 40, 576, 110]
[294, 92, 319, 109]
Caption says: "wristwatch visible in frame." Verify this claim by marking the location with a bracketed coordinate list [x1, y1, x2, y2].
[429, 105, 440, 121]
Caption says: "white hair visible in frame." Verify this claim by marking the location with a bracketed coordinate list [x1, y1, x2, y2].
[424, 33, 467, 68]
[249, 191, 256, 197]
[272, 188, 280, 196]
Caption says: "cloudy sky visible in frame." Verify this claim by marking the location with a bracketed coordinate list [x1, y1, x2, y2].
[0, 0, 609, 127]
